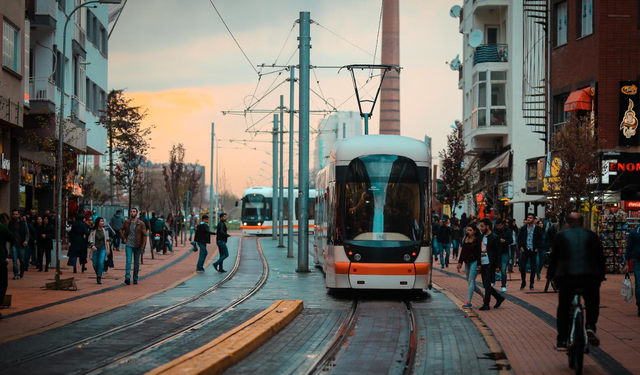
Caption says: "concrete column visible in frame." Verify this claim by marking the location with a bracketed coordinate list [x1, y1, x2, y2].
[379, 0, 400, 135]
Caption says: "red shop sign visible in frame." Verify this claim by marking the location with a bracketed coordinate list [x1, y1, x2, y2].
[623, 201, 640, 210]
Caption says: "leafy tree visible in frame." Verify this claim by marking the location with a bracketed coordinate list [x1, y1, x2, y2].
[438, 126, 473, 217]
[163, 144, 186, 215]
[81, 167, 111, 205]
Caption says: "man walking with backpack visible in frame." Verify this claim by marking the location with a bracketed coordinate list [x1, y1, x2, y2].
[120, 208, 147, 285]
[110, 210, 125, 251]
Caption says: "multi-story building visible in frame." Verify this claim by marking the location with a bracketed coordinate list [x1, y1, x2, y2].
[0, 1, 28, 213]
[454, 0, 545, 220]
[313, 111, 363, 171]
[22, 0, 110, 214]
[525, 0, 640, 208]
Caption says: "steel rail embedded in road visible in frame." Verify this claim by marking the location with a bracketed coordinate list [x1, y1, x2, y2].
[81, 237, 270, 375]
[4, 237, 246, 369]
[306, 299, 418, 375]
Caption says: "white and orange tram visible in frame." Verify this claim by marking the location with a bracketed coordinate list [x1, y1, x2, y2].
[313, 135, 433, 290]
[240, 186, 316, 236]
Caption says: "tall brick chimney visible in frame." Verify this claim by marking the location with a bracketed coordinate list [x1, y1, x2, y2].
[379, 0, 400, 135]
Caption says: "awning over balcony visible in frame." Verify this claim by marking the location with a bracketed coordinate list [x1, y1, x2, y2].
[481, 150, 511, 172]
[564, 88, 592, 112]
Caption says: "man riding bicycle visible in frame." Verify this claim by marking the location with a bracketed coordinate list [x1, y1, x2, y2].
[547, 212, 606, 351]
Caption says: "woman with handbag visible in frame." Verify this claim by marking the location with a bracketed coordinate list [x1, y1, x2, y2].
[457, 224, 485, 309]
[88, 217, 110, 285]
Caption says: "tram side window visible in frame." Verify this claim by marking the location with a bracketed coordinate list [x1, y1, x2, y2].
[295, 196, 315, 220]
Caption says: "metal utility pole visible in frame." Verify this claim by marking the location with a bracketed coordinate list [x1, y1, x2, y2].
[278, 95, 285, 247]
[297, 11, 311, 272]
[215, 138, 219, 227]
[287, 68, 295, 258]
[214, 122, 216, 222]
[272, 114, 279, 240]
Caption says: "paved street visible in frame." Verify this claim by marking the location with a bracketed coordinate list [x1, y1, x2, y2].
[0, 235, 638, 374]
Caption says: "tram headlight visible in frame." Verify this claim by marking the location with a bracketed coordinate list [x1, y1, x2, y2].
[257, 223, 262, 226]
[243, 222, 247, 226]
[354, 253, 362, 261]
[403, 254, 411, 262]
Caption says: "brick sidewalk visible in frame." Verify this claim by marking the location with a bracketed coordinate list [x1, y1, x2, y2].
[0, 240, 219, 343]
[433, 263, 640, 375]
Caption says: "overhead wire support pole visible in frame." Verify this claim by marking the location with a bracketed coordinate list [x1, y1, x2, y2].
[297, 11, 311, 272]
[210, 123, 215, 225]
[278, 95, 285, 248]
[287, 68, 295, 258]
[272, 114, 279, 241]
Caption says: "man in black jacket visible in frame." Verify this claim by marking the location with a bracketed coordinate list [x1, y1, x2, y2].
[194, 215, 215, 272]
[494, 219, 513, 291]
[213, 213, 230, 273]
[548, 212, 605, 351]
[479, 219, 505, 310]
[517, 213, 543, 290]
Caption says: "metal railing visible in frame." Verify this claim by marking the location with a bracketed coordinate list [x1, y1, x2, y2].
[473, 44, 508, 66]
[71, 95, 86, 125]
[74, 22, 86, 50]
[35, 0, 57, 20]
[29, 77, 56, 102]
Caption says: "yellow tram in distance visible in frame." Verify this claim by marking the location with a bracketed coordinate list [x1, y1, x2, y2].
[313, 135, 432, 290]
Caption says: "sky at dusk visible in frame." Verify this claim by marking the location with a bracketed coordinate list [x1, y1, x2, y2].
[108, 0, 463, 196]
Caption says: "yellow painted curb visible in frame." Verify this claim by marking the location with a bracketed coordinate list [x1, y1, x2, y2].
[433, 283, 513, 375]
[147, 299, 304, 375]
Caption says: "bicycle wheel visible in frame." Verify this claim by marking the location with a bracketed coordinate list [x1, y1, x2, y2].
[573, 310, 585, 375]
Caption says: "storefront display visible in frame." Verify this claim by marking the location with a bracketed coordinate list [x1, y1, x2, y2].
[598, 208, 638, 273]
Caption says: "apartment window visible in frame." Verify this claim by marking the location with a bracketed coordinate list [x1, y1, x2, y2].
[101, 156, 107, 163]
[557, 2, 568, 46]
[86, 79, 92, 111]
[580, 0, 593, 37]
[553, 94, 570, 133]
[57, 0, 66, 12]
[2, 21, 21, 73]
[87, 155, 94, 164]
[490, 72, 507, 126]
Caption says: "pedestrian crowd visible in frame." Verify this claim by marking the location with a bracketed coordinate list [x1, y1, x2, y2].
[0, 207, 229, 319]
[439, 210, 639, 353]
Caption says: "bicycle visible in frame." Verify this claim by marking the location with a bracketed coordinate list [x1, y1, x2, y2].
[567, 289, 588, 375]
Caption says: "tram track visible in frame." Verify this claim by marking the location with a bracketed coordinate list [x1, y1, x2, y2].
[80, 237, 270, 375]
[4, 236, 269, 374]
[306, 299, 418, 375]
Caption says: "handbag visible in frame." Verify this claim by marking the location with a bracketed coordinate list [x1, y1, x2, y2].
[622, 273, 634, 304]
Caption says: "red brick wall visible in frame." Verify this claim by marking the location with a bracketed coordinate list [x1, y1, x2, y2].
[550, 0, 640, 149]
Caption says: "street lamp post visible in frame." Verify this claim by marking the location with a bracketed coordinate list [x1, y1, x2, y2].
[55, 0, 121, 289]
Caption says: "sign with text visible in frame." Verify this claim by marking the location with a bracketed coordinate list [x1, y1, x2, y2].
[623, 201, 640, 210]
[620, 81, 640, 146]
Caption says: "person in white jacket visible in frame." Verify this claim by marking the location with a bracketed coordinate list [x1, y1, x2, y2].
[88, 217, 111, 285]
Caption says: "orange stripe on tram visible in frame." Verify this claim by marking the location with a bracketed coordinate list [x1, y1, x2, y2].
[350, 263, 416, 276]
[414, 263, 430, 275]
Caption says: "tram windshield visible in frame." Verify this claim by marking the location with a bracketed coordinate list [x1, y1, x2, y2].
[242, 194, 270, 221]
[343, 155, 422, 241]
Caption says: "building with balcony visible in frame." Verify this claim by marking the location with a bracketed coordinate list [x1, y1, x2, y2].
[455, 0, 545, 220]
[0, 1, 28, 213]
[13, 0, 111, 215]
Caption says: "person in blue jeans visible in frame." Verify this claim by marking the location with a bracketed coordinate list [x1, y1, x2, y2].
[213, 213, 230, 272]
[436, 219, 453, 268]
[624, 225, 640, 318]
[194, 215, 215, 272]
[8, 209, 30, 279]
[494, 219, 513, 291]
[457, 224, 484, 308]
[120, 208, 147, 285]
[88, 217, 110, 285]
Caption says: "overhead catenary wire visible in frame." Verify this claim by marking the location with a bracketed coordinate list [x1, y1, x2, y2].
[207, 0, 259, 75]
[370, 0, 384, 78]
[312, 20, 380, 61]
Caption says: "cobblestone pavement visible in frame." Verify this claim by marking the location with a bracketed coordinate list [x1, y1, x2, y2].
[432, 261, 639, 375]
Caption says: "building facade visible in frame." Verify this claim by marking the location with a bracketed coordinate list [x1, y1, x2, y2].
[18, 0, 110, 215]
[455, 0, 545, 220]
[547, 0, 640, 205]
[313, 111, 363, 171]
[0, 1, 28, 214]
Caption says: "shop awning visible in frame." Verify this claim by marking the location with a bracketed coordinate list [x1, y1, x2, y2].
[481, 150, 511, 172]
[564, 88, 592, 112]
[509, 196, 547, 204]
